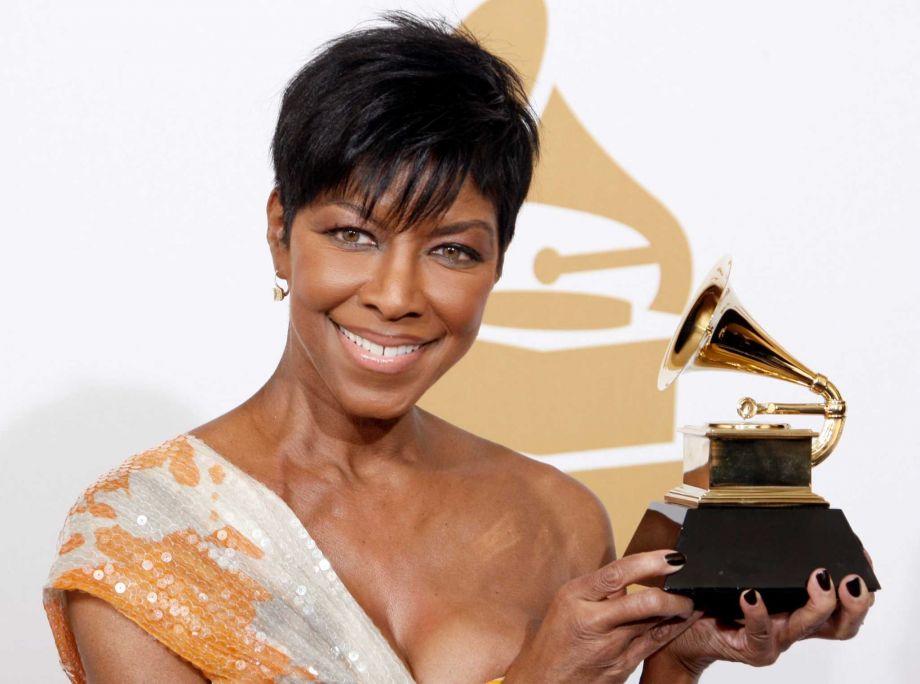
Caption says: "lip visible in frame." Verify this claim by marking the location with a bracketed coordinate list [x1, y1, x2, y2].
[329, 320, 436, 347]
[330, 318, 436, 374]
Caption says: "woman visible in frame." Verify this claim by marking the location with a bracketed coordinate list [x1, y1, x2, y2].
[43, 13, 873, 683]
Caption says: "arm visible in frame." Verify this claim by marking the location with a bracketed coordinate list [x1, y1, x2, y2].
[65, 591, 208, 684]
[501, 472, 701, 683]
[639, 651, 701, 684]
[564, 483, 702, 684]
[501, 550, 699, 683]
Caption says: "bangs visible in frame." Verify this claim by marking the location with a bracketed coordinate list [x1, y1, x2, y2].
[331, 151, 476, 232]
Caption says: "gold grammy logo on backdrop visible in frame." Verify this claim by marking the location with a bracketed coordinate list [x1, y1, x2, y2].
[420, 0, 692, 543]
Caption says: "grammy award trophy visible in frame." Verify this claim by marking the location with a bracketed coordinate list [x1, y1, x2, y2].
[624, 257, 880, 618]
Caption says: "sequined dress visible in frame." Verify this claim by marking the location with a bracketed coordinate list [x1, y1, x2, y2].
[43, 434, 507, 684]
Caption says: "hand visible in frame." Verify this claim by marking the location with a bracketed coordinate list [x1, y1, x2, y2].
[504, 550, 703, 684]
[645, 566, 875, 679]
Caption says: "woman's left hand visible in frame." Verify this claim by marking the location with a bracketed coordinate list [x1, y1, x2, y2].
[642, 567, 875, 681]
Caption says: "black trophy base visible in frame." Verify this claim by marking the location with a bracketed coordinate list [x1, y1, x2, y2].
[624, 503, 880, 619]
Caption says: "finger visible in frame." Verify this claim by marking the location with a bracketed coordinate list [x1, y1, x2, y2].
[589, 587, 695, 632]
[589, 614, 671, 646]
[571, 550, 687, 601]
[816, 575, 872, 640]
[621, 610, 705, 666]
[739, 589, 778, 665]
[786, 568, 838, 644]
[863, 548, 875, 569]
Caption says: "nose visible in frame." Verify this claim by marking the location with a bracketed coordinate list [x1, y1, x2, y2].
[357, 243, 426, 320]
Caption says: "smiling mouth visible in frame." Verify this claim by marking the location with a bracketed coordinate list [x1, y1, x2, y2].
[332, 321, 431, 358]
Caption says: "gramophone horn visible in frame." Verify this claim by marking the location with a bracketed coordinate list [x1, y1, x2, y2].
[658, 256, 845, 465]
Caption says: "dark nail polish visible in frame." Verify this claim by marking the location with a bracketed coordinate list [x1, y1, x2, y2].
[816, 570, 831, 591]
[846, 578, 862, 597]
[743, 589, 758, 606]
[665, 552, 686, 566]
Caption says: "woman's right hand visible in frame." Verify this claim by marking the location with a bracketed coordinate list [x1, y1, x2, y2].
[503, 550, 701, 684]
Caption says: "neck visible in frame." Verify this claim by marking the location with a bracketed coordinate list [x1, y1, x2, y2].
[240, 329, 428, 480]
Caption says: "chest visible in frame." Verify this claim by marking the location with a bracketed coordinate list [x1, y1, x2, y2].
[284, 479, 563, 683]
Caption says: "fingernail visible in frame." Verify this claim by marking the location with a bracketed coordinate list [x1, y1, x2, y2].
[816, 569, 831, 592]
[846, 578, 862, 597]
[743, 589, 758, 606]
[665, 552, 686, 566]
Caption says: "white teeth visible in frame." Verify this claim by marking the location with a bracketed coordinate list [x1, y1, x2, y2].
[336, 324, 422, 358]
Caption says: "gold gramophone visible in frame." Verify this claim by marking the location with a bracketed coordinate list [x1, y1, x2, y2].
[625, 257, 879, 617]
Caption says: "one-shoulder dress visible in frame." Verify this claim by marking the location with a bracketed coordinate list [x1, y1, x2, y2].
[43, 434, 506, 684]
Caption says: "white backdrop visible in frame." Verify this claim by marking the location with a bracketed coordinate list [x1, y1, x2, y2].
[2, 1, 918, 682]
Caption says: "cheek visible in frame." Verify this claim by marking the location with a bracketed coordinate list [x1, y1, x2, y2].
[429, 272, 494, 337]
[291, 251, 364, 312]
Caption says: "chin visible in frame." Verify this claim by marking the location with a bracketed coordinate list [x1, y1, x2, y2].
[339, 391, 418, 422]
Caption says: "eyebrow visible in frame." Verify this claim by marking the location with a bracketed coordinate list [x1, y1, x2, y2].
[330, 200, 496, 240]
[430, 220, 495, 239]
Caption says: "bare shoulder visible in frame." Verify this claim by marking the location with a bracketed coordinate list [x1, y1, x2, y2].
[65, 591, 207, 683]
[493, 442, 615, 577]
[425, 411, 615, 578]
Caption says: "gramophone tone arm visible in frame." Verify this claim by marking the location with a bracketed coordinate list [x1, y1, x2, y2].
[737, 398, 829, 417]
[737, 376, 846, 467]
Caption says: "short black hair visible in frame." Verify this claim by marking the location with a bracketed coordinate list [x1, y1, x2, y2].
[270, 11, 540, 260]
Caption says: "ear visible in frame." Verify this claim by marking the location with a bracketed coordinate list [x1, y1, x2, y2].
[266, 187, 290, 277]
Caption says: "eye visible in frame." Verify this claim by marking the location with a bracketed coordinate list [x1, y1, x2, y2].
[327, 227, 377, 248]
[431, 243, 482, 265]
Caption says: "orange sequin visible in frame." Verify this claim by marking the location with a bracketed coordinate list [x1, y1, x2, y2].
[209, 463, 226, 484]
[58, 533, 85, 555]
[208, 525, 265, 559]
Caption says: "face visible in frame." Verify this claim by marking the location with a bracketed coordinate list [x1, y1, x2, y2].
[267, 177, 502, 420]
